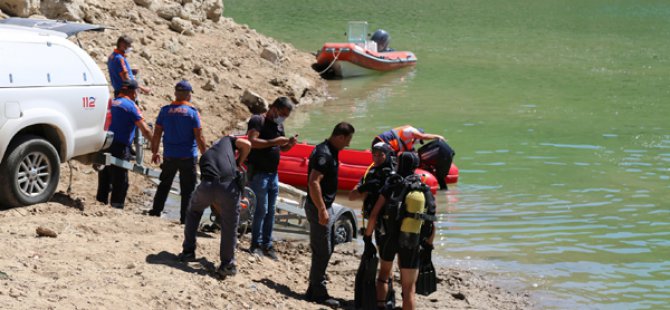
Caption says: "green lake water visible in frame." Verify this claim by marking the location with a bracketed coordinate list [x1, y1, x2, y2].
[226, 1, 670, 308]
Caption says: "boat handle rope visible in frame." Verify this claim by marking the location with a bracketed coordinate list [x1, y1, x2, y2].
[317, 48, 342, 75]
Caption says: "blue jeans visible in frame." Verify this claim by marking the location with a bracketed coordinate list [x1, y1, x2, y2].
[249, 172, 279, 247]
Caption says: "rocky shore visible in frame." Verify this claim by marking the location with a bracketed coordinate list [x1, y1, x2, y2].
[0, 1, 532, 309]
[0, 201, 531, 309]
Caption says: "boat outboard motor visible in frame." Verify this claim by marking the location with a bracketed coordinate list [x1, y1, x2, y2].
[370, 29, 391, 52]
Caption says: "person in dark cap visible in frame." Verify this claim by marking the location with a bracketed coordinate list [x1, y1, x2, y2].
[148, 80, 206, 223]
[96, 80, 153, 208]
[107, 35, 150, 97]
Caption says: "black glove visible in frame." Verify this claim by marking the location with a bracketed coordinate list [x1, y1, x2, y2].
[363, 235, 377, 258]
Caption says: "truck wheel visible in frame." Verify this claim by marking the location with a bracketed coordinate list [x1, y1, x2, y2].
[0, 135, 60, 208]
[333, 217, 354, 245]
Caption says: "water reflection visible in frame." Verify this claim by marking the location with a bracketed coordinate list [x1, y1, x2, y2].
[286, 69, 417, 146]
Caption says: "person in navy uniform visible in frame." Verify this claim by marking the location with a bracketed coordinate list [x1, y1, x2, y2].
[304, 122, 355, 308]
[107, 35, 150, 97]
[178, 135, 251, 278]
[149, 80, 207, 223]
[96, 80, 153, 208]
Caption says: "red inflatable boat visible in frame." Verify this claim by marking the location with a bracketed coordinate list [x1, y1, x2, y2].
[315, 42, 417, 78]
[277, 142, 458, 194]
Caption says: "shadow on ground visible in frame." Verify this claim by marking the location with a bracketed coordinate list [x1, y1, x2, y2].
[50, 192, 85, 210]
[256, 277, 353, 309]
[146, 250, 219, 279]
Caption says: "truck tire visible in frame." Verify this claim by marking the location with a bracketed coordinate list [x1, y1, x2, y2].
[0, 135, 60, 208]
[333, 216, 354, 245]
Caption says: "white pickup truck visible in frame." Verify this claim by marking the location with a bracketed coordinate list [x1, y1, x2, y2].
[0, 18, 113, 208]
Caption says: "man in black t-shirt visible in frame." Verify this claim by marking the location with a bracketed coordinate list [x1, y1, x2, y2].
[178, 136, 251, 278]
[304, 122, 355, 308]
[246, 97, 297, 260]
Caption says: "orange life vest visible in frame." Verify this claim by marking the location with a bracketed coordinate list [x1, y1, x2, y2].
[377, 125, 418, 153]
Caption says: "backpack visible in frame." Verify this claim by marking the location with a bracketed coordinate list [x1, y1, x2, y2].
[384, 174, 437, 249]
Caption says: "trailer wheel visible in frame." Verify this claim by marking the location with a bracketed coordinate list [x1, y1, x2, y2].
[207, 187, 256, 235]
[238, 187, 256, 234]
[0, 135, 60, 208]
[333, 216, 354, 245]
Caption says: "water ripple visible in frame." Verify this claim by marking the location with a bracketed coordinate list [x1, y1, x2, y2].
[547, 201, 613, 209]
[442, 224, 610, 235]
[570, 188, 621, 193]
[540, 143, 604, 150]
[592, 231, 670, 239]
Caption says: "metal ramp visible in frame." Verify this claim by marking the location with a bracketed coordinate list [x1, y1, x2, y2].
[93, 130, 357, 242]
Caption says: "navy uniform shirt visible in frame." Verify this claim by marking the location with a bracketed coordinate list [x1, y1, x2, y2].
[306, 139, 339, 207]
[155, 101, 201, 158]
[246, 114, 285, 173]
[107, 49, 135, 92]
[108, 96, 143, 146]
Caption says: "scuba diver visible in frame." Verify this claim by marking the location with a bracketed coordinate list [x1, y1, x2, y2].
[370, 29, 395, 52]
[350, 142, 396, 309]
[349, 142, 396, 219]
[362, 152, 437, 309]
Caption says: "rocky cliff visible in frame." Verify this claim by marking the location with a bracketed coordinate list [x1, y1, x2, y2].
[0, 0, 327, 138]
[1, 0, 328, 206]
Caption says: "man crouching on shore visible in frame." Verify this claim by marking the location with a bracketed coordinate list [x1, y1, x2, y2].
[178, 136, 251, 278]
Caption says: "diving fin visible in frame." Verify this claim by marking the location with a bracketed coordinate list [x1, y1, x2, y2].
[354, 252, 378, 309]
[416, 248, 437, 296]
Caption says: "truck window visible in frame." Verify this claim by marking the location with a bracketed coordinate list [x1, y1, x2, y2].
[0, 40, 94, 87]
